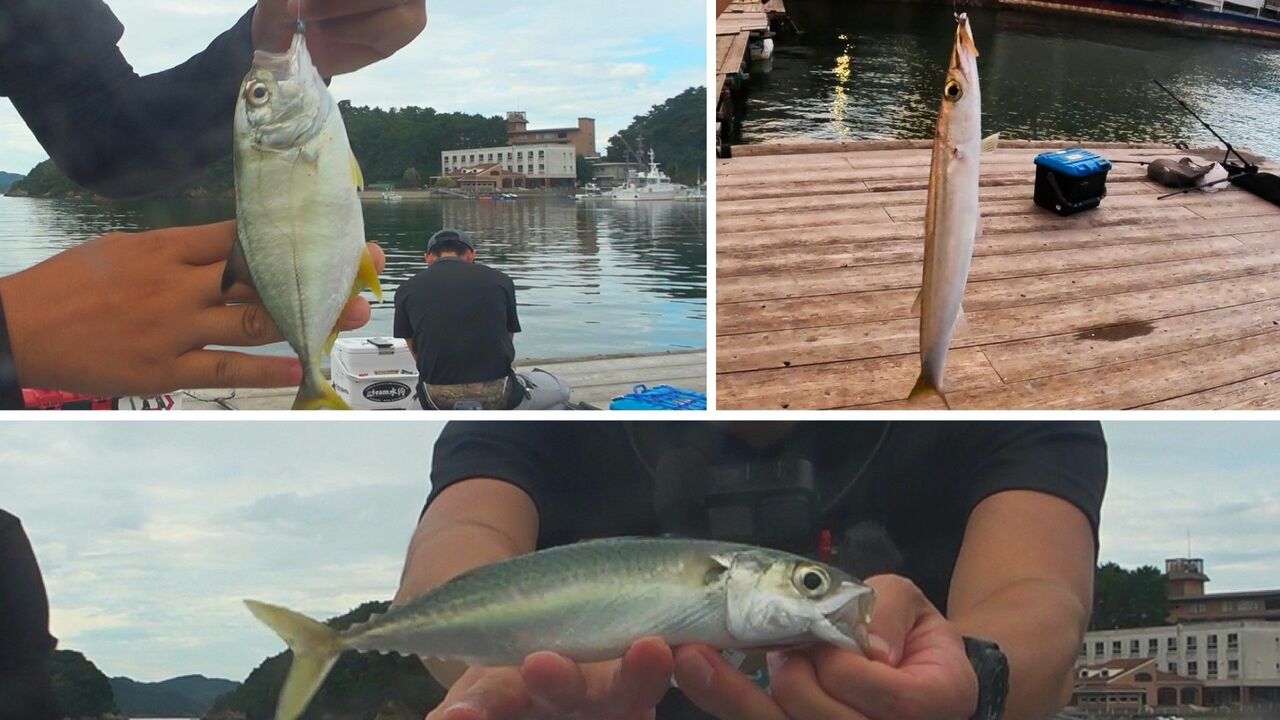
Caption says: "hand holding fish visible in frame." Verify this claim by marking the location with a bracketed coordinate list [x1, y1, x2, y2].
[0, 221, 383, 397]
[674, 575, 978, 720]
[253, 0, 427, 76]
[427, 638, 674, 720]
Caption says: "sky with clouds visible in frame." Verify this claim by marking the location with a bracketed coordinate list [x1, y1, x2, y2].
[2, 420, 1277, 683]
[0, 0, 707, 174]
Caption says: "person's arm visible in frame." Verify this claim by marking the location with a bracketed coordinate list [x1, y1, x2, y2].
[396, 478, 539, 686]
[2, 0, 426, 199]
[505, 276, 522, 337]
[948, 490, 1093, 720]
[2, 1, 256, 198]
[391, 293, 418, 363]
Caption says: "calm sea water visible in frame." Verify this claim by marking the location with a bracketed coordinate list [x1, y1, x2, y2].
[740, 0, 1280, 158]
[0, 196, 706, 359]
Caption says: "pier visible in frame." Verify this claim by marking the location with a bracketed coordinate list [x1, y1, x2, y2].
[717, 140, 1280, 409]
[715, 0, 787, 157]
[181, 349, 707, 410]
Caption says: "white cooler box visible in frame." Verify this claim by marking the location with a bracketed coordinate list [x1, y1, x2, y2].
[330, 337, 419, 410]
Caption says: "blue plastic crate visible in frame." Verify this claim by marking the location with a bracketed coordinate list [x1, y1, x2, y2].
[1033, 148, 1112, 177]
[609, 384, 707, 410]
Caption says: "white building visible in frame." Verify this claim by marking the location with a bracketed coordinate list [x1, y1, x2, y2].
[441, 144, 576, 188]
[1080, 621, 1280, 704]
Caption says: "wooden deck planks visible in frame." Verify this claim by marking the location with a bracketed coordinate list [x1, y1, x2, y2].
[716, 141, 1280, 409]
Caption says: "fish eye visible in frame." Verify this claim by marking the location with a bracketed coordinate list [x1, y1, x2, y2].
[793, 565, 831, 598]
[944, 80, 963, 102]
[247, 82, 270, 106]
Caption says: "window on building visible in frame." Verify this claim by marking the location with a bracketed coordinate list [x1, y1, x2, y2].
[517, 165, 523, 173]
[1112, 641, 1122, 655]
[1239, 600, 1261, 611]
[517, 151, 523, 160]
[1134, 672, 1153, 682]
[1228, 659, 1239, 675]
[1266, 598, 1280, 610]
[539, 164, 545, 172]
[539, 150, 545, 158]
[1207, 634, 1218, 651]
[1167, 637, 1178, 652]
[1148, 638, 1159, 655]
[1222, 601, 1234, 612]
[1207, 660, 1218, 678]
[1130, 640, 1140, 655]
[1187, 636, 1198, 650]
[1168, 662, 1177, 673]
[1095, 642, 1105, 655]
[1187, 661, 1198, 676]
[1189, 603, 1206, 615]
[1228, 633, 1239, 649]
[1080, 644, 1087, 657]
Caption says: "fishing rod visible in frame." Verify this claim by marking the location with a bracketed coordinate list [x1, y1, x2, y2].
[1152, 79, 1255, 172]
[1156, 173, 1244, 200]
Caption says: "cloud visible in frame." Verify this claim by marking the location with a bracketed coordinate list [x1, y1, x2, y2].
[0, 0, 706, 172]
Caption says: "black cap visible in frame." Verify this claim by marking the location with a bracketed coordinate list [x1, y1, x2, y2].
[426, 228, 475, 254]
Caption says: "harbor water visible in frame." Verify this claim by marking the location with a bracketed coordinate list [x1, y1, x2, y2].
[739, 0, 1280, 158]
[0, 195, 706, 360]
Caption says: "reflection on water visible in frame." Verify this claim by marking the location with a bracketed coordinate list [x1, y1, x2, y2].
[742, 0, 1280, 158]
[0, 196, 706, 359]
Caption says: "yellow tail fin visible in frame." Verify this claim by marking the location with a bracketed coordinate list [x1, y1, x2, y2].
[244, 600, 344, 720]
[357, 245, 383, 301]
[293, 378, 349, 410]
[907, 374, 951, 409]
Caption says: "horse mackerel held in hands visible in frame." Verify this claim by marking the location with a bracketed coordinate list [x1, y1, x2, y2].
[228, 30, 381, 410]
[245, 537, 876, 720]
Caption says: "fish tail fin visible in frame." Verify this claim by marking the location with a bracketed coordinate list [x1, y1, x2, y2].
[292, 376, 349, 411]
[907, 374, 951, 409]
[244, 599, 343, 720]
[980, 133, 1000, 152]
[357, 245, 383, 301]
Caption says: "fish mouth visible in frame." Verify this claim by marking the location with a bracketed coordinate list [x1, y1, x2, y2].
[953, 13, 980, 62]
[811, 582, 875, 653]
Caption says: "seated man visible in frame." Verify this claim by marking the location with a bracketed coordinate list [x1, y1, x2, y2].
[393, 229, 569, 410]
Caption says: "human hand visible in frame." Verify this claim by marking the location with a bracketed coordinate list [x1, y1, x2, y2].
[426, 637, 673, 720]
[253, 0, 427, 76]
[0, 220, 384, 397]
[673, 575, 978, 720]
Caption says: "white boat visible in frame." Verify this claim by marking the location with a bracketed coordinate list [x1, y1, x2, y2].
[381, 190, 403, 203]
[574, 182, 605, 201]
[606, 150, 690, 201]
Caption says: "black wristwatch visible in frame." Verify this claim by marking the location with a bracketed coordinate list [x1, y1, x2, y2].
[963, 636, 1009, 720]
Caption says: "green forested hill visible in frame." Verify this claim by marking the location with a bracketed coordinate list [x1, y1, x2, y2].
[49, 649, 121, 719]
[606, 86, 707, 186]
[110, 674, 240, 718]
[209, 601, 445, 720]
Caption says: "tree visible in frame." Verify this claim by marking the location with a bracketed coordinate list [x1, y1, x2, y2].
[1091, 563, 1171, 630]
[437, 176, 456, 189]
[605, 86, 706, 186]
[401, 166, 422, 188]
[575, 155, 594, 185]
[49, 649, 120, 718]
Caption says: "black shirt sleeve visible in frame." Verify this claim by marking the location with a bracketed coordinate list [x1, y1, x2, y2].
[0, 510, 58, 720]
[0, 0, 255, 199]
[392, 285, 413, 340]
[947, 421, 1107, 552]
[428, 421, 575, 522]
[503, 275, 521, 334]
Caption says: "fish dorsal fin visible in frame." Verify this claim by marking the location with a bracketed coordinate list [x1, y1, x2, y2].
[980, 133, 1000, 153]
[350, 149, 365, 191]
[221, 236, 254, 293]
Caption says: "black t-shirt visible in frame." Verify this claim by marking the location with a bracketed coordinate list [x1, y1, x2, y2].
[393, 259, 521, 385]
[0, 0, 255, 199]
[0, 510, 57, 720]
[427, 422, 1106, 719]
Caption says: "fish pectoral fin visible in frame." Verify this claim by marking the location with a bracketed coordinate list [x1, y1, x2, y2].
[350, 149, 365, 191]
[357, 245, 384, 300]
[909, 290, 923, 317]
[980, 133, 1001, 153]
[953, 305, 971, 336]
[221, 237, 255, 293]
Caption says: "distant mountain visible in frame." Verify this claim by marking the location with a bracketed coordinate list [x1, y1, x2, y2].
[49, 649, 121, 719]
[0, 171, 24, 191]
[110, 674, 240, 718]
[210, 600, 445, 720]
